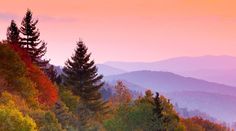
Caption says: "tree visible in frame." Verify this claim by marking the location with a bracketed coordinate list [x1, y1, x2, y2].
[19, 9, 49, 68]
[151, 92, 168, 130]
[30, 111, 63, 131]
[109, 81, 132, 108]
[63, 40, 107, 113]
[59, 87, 79, 114]
[46, 65, 58, 82]
[63, 40, 108, 130]
[183, 117, 229, 131]
[53, 101, 78, 130]
[137, 89, 154, 104]
[6, 20, 20, 44]
[151, 92, 184, 131]
[153, 92, 163, 120]
[0, 106, 37, 131]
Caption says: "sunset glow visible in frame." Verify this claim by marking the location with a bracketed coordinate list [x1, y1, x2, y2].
[0, 0, 236, 65]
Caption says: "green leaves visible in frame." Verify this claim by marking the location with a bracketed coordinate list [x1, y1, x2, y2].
[104, 90, 184, 131]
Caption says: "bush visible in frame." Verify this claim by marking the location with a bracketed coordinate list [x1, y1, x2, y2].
[0, 106, 37, 131]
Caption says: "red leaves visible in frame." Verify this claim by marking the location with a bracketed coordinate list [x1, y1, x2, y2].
[9, 44, 58, 106]
[29, 65, 58, 106]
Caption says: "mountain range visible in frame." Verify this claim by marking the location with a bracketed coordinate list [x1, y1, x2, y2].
[104, 55, 236, 86]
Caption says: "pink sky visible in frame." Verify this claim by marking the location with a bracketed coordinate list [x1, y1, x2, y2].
[0, 0, 236, 65]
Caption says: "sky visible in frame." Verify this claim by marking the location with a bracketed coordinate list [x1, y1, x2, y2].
[0, 0, 236, 65]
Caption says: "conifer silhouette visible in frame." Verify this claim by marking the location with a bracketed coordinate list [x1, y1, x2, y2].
[63, 40, 107, 114]
[20, 9, 49, 68]
[7, 20, 20, 44]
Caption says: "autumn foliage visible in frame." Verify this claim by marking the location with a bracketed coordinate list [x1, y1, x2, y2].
[182, 117, 230, 131]
[28, 65, 58, 105]
[9, 44, 58, 106]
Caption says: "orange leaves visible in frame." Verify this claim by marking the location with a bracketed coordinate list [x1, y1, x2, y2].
[183, 117, 229, 131]
[9, 44, 58, 106]
[29, 65, 58, 106]
[109, 81, 132, 107]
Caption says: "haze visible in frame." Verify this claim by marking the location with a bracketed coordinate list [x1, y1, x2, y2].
[0, 0, 236, 65]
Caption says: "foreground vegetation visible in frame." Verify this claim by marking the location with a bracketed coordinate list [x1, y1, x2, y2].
[0, 9, 231, 130]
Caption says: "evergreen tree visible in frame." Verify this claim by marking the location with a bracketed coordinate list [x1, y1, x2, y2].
[46, 65, 58, 82]
[151, 92, 164, 131]
[6, 20, 20, 44]
[63, 40, 107, 114]
[19, 9, 49, 68]
[153, 92, 163, 119]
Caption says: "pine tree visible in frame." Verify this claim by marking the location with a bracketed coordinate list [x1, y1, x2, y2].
[63, 40, 107, 114]
[19, 9, 49, 68]
[6, 20, 20, 44]
[46, 65, 58, 82]
[151, 92, 164, 131]
[153, 92, 163, 118]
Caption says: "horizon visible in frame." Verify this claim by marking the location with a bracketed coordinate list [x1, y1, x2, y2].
[103, 54, 236, 63]
[1, 1, 236, 129]
[1, 0, 236, 65]
[52, 54, 236, 66]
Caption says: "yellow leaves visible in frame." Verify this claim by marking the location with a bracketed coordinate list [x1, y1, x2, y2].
[0, 106, 37, 131]
[0, 91, 16, 108]
[0, 91, 32, 114]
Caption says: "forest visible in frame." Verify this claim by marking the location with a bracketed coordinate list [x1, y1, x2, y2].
[0, 9, 232, 131]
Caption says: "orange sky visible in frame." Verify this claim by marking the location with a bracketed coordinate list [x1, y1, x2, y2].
[0, 0, 236, 65]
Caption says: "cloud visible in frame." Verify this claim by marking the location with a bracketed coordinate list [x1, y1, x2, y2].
[36, 15, 78, 23]
[0, 12, 78, 23]
[0, 12, 19, 21]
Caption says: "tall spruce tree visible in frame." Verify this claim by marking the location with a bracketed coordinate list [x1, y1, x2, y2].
[19, 9, 49, 68]
[63, 40, 107, 114]
[153, 92, 163, 118]
[151, 92, 165, 130]
[6, 20, 20, 44]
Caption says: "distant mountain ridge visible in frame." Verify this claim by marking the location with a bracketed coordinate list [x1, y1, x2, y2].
[104, 55, 236, 86]
[96, 64, 126, 76]
[105, 55, 236, 71]
[104, 70, 236, 97]
[53, 64, 126, 76]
